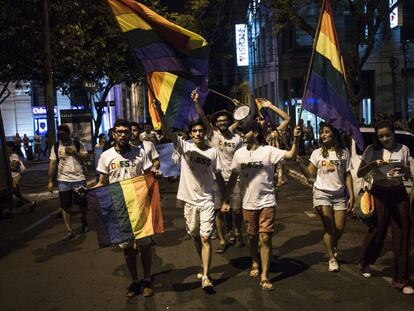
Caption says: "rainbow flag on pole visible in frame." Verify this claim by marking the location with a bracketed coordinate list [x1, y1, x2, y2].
[107, 0, 209, 77]
[87, 174, 164, 247]
[302, 0, 363, 150]
[147, 72, 201, 130]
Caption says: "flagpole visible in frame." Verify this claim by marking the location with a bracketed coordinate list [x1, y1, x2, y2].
[298, 0, 327, 124]
[208, 89, 237, 104]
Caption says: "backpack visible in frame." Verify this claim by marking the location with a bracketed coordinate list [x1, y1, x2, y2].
[53, 139, 87, 176]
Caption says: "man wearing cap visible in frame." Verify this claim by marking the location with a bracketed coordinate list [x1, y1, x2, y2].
[222, 120, 301, 291]
[48, 124, 89, 241]
[191, 89, 244, 253]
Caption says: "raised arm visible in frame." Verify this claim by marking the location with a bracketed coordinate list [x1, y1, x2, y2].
[296, 156, 317, 179]
[191, 89, 213, 137]
[283, 125, 301, 160]
[152, 99, 178, 146]
[258, 98, 291, 130]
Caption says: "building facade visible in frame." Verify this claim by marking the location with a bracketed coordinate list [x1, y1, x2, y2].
[244, 0, 414, 129]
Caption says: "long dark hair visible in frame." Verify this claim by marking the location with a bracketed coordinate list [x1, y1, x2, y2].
[320, 124, 346, 159]
[373, 119, 395, 150]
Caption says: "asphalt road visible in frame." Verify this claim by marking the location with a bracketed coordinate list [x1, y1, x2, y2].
[0, 163, 413, 310]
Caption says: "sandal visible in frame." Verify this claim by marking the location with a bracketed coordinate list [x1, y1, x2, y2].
[260, 279, 274, 291]
[249, 265, 260, 277]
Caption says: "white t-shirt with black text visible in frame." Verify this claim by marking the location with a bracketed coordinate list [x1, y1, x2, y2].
[361, 143, 411, 187]
[310, 148, 351, 192]
[175, 138, 222, 206]
[97, 146, 152, 184]
[208, 130, 242, 181]
[231, 145, 285, 210]
[49, 140, 87, 182]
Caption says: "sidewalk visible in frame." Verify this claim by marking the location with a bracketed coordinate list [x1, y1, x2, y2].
[20, 160, 96, 201]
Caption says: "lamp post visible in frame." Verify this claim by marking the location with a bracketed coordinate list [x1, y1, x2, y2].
[401, 40, 409, 121]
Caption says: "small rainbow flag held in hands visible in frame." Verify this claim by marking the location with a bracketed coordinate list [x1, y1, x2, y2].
[87, 174, 164, 247]
[147, 72, 202, 130]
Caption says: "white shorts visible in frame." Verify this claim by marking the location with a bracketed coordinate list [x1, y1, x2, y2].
[184, 202, 215, 237]
[313, 187, 347, 211]
[213, 181, 241, 211]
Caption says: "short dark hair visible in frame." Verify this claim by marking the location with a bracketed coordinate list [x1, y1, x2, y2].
[113, 119, 131, 130]
[373, 119, 395, 150]
[98, 133, 106, 140]
[130, 121, 139, 128]
[188, 119, 206, 132]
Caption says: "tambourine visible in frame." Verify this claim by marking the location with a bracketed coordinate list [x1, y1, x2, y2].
[233, 105, 250, 121]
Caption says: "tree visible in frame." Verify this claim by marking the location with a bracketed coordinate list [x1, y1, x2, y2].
[270, 0, 400, 113]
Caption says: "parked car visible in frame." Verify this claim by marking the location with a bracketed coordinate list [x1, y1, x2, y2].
[349, 127, 414, 206]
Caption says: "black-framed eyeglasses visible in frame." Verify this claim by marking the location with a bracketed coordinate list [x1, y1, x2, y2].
[114, 130, 131, 136]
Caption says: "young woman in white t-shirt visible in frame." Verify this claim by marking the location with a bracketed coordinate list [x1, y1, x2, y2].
[357, 119, 414, 295]
[297, 123, 354, 273]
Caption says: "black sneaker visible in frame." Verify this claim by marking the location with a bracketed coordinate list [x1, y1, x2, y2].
[126, 282, 141, 298]
[216, 243, 226, 253]
[62, 231, 74, 242]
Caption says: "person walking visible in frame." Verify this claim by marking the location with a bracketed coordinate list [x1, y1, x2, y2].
[222, 120, 301, 291]
[296, 123, 354, 272]
[33, 130, 42, 160]
[130, 121, 161, 175]
[191, 89, 244, 252]
[357, 119, 414, 295]
[7, 142, 36, 213]
[153, 99, 225, 290]
[47, 124, 89, 241]
[95, 119, 156, 298]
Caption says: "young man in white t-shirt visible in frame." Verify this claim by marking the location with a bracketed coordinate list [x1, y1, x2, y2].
[95, 119, 155, 298]
[130, 121, 161, 175]
[48, 124, 89, 241]
[152, 100, 225, 290]
[223, 120, 300, 291]
[139, 122, 160, 144]
[191, 89, 244, 252]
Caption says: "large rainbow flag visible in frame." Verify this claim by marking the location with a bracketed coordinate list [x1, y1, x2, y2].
[107, 0, 209, 77]
[87, 174, 164, 247]
[147, 72, 202, 130]
[302, 0, 363, 150]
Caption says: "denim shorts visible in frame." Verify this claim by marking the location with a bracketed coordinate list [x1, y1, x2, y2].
[57, 180, 87, 211]
[313, 187, 346, 211]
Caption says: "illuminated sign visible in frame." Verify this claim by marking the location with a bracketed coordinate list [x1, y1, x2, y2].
[32, 107, 57, 115]
[235, 24, 249, 66]
[389, 0, 399, 29]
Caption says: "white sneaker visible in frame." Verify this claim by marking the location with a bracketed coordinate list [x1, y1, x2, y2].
[402, 286, 414, 295]
[201, 276, 213, 289]
[196, 272, 203, 280]
[328, 259, 339, 272]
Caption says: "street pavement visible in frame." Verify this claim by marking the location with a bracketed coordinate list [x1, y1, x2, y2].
[0, 161, 413, 310]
